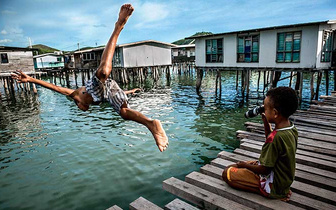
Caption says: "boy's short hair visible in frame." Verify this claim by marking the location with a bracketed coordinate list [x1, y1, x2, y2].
[266, 87, 298, 118]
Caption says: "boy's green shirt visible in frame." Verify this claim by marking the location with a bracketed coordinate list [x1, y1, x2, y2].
[259, 123, 298, 198]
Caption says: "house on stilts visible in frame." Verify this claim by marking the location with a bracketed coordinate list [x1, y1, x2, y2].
[187, 20, 336, 100]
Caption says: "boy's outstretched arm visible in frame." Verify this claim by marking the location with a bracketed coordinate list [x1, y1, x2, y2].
[261, 113, 272, 138]
[124, 88, 141, 95]
[11, 70, 74, 96]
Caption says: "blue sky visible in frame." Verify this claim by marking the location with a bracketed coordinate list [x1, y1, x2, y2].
[0, 0, 335, 51]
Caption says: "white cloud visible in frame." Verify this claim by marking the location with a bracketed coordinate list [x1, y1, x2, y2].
[0, 39, 12, 43]
[1, 10, 16, 15]
[1, 30, 7, 35]
[133, 2, 170, 28]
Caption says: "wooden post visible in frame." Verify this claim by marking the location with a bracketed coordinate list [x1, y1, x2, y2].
[299, 71, 303, 104]
[219, 70, 222, 98]
[315, 71, 322, 101]
[263, 70, 266, 93]
[289, 71, 293, 87]
[334, 70, 336, 91]
[215, 69, 218, 96]
[325, 70, 329, 96]
[257, 70, 261, 92]
[246, 69, 250, 101]
[235, 70, 239, 91]
[32, 75, 37, 94]
[196, 68, 203, 95]
[271, 71, 281, 88]
[310, 71, 315, 102]
[81, 70, 85, 86]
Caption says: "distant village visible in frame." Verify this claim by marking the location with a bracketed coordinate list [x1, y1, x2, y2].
[0, 19, 335, 75]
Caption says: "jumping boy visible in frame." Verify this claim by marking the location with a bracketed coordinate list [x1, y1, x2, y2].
[11, 4, 169, 152]
[222, 87, 299, 201]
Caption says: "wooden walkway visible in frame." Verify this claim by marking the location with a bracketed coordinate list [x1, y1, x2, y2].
[108, 91, 336, 210]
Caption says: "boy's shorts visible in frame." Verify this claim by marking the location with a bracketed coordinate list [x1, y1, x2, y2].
[226, 160, 269, 196]
[85, 75, 129, 114]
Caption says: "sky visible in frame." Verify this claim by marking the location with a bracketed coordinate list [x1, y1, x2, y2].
[0, 0, 335, 51]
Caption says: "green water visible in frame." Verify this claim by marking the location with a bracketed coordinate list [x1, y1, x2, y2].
[0, 70, 334, 209]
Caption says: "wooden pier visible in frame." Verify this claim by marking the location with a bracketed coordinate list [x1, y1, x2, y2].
[109, 91, 336, 210]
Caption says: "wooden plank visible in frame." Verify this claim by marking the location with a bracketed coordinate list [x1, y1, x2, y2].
[129, 197, 163, 210]
[240, 138, 336, 158]
[237, 130, 336, 155]
[200, 164, 336, 210]
[107, 205, 123, 210]
[162, 177, 252, 210]
[227, 149, 336, 179]
[164, 199, 199, 210]
[212, 155, 336, 205]
[244, 122, 336, 141]
[240, 142, 336, 166]
[244, 121, 336, 137]
[186, 171, 303, 210]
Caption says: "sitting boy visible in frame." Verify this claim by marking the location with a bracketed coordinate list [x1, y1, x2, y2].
[222, 87, 299, 201]
[11, 4, 169, 152]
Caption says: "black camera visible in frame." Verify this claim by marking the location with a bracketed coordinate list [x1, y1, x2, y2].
[244, 105, 265, 118]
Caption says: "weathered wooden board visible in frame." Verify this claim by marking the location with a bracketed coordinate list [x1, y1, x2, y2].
[163, 177, 252, 210]
[240, 142, 336, 169]
[212, 154, 336, 205]
[200, 164, 336, 210]
[186, 171, 303, 210]
[106, 205, 123, 210]
[218, 150, 336, 180]
[164, 198, 199, 210]
[129, 197, 163, 210]
[240, 138, 336, 160]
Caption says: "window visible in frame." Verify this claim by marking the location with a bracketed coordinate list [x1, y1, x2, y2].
[1, 53, 8, 63]
[321, 30, 333, 62]
[57, 57, 62, 62]
[276, 31, 301, 63]
[206, 39, 223, 63]
[83, 52, 95, 61]
[237, 35, 259, 62]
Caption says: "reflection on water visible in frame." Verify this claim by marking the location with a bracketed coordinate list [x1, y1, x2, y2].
[0, 70, 334, 209]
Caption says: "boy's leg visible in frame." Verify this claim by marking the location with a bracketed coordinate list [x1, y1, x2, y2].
[96, 4, 134, 83]
[222, 164, 261, 194]
[119, 103, 169, 152]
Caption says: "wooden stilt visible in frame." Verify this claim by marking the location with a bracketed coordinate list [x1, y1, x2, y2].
[315, 71, 323, 101]
[215, 69, 218, 96]
[299, 71, 303, 104]
[289, 71, 293, 87]
[236, 70, 239, 91]
[310, 71, 315, 102]
[196, 68, 203, 95]
[271, 71, 282, 88]
[263, 70, 266, 93]
[325, 70, 329, 96]
[334, 70, 336, 91]
[257, 70, 261, 92]
[246, 69, 250, 101]
[219, 70, 222, 99]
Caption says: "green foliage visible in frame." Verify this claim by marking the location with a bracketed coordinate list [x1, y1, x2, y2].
[32, 44, 59, 55]
[172, 31, 213, 45]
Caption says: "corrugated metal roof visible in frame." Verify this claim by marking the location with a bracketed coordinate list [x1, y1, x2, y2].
[73, 40, 177, 54]
[0, 46, 37, 51]
[33, 53, 63, 58]
[171, 44, 195, 49]
[186, 20, 333, 39]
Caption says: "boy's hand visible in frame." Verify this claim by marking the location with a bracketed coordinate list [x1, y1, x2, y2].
[11, 70, 30, 83]
[130, 88, 141, 95]
[261, 113, 272, 138]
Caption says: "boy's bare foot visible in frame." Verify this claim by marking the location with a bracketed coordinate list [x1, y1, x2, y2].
[116, 4, 134, 29]
[281, 190, 292, 202]
[152, 120, 169, 152]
